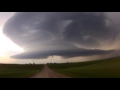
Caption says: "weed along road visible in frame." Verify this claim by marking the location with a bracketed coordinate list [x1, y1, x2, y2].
[30, 65, 70, 78]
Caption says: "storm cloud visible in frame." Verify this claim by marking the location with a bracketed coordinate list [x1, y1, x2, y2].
[3, 12, 120, 59]
[11, 49, 115, 59]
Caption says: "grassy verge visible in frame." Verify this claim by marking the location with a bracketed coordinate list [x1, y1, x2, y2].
[49, 57, 120, 78]
[0, 64, 44, 78]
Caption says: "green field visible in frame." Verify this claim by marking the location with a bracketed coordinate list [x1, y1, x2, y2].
[0, 64, 43, 78]
[49, 57, 120, 78]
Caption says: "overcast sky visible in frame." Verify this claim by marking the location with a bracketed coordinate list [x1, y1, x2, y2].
[1, 12, 120, 64]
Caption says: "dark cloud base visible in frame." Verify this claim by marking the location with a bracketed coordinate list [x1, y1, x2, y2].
[3, 12, 120, 59]
[11, 49, 114, 59]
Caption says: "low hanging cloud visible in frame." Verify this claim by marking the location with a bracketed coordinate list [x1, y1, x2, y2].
[3, 12, 120, 59]
[11, 49, 115, 59]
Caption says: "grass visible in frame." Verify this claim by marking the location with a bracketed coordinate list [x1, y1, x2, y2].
[0, 64, 44, 78]
[49, 57, 120, 78]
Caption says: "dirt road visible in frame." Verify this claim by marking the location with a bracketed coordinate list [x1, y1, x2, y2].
[30, 65, 70, 78]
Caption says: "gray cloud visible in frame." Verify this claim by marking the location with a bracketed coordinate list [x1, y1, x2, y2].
[3, 12, 120, 59]
[11, 49, 115, 59]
